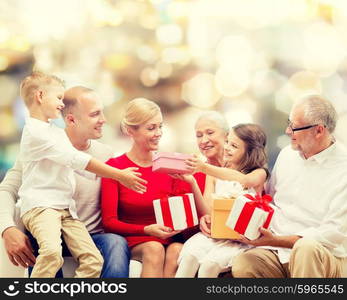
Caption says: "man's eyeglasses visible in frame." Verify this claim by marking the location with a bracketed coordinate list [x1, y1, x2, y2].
[287, 120, 319, 133]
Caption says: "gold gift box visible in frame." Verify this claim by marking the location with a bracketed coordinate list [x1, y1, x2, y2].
[211, 198, 241, 239]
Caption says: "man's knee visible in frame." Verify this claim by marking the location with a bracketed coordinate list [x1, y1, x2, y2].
[97, 234, 129, 252]
[289, 238, 331, 277]
[231, 250, 262, 278]
[290, 238, 322, 269]
[113, 234, 128, 248]
[292, 238, 320, 256]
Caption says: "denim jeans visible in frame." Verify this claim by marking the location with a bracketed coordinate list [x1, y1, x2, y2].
[28, 232, 130, 278]
[91, 233, 130, 278]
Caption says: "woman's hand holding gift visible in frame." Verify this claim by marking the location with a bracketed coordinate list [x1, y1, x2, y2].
[144, 224, 181, 239]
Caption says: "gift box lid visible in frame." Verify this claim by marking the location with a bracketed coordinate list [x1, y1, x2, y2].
[212, 198, 235, 210]
[152, 152, 192, 161]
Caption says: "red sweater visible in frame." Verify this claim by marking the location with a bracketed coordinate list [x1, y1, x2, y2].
[101, 154, 205, 248]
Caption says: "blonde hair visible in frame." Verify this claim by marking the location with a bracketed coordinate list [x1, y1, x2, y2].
[20, 71, 64, 107]
[121, 97, 161, 133]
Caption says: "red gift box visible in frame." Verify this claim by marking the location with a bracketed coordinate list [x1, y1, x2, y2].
[153, 193, 199, 230]
[225, 194, 274, 240]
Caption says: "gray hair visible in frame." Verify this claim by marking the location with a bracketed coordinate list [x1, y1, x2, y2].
[195, 111, 229, 133]
[295, 95, 337, 133]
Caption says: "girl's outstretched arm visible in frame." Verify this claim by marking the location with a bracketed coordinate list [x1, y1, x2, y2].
[186, 157, 266, 190]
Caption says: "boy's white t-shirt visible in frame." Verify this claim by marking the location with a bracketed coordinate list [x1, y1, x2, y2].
[18, 117, 91, 219]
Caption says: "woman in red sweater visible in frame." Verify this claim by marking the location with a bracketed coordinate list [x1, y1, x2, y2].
[101, 98, 204, 277]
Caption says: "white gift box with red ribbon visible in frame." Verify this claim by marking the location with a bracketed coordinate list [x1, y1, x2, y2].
[225, 194, 274, 240]
[153, 193, 199, 230]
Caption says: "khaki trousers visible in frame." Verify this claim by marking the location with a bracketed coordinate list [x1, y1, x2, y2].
[22, 207, 103, 278]
[231, 238, 347, 278]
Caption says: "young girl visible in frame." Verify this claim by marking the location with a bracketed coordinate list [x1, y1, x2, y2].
[175, 123, 269, 278]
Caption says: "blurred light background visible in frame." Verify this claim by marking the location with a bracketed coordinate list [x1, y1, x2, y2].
[1, 0, 347, 180]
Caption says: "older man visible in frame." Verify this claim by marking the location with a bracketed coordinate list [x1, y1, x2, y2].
[231, 95, 347, 278]
[0, 86, 130, 277]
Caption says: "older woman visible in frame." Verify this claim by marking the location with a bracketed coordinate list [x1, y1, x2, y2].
[192, 112, 235, 254]
[175, 111, 229, 242]
[195, 111, 229, 166]
[101, 98, 200, 277]
[193, 111, 229, 192]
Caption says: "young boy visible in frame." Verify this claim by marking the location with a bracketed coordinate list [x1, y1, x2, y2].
[18, 72, 147, 278]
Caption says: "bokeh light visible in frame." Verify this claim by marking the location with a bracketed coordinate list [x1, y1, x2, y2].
[181, 72, 221, 109]
[1, 0, 347, 180]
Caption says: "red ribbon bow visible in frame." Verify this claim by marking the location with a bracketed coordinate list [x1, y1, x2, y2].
[244, 194, 272, 208]
[243, 193, 273, 228]
[233, 193, 274, 235]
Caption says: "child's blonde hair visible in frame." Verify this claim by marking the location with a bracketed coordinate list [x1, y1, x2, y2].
[20, 71, 64, 108]
[120, 97, 161, 133]
[232, 123, 269, 177]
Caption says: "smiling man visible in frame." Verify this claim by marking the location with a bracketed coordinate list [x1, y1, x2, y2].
[231, 94, 347, 278]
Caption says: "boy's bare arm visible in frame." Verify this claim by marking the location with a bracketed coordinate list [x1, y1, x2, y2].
[85, 158, 147, 194]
